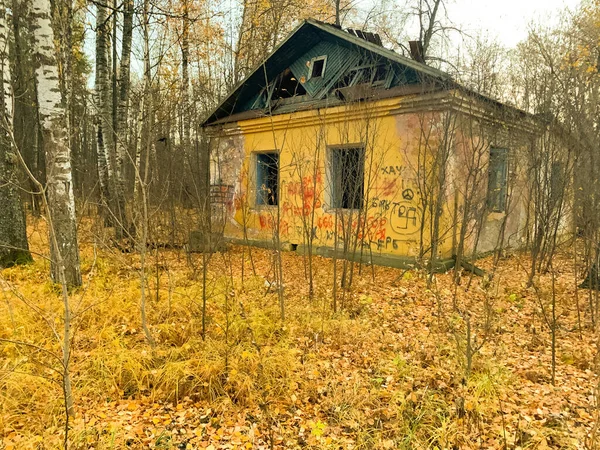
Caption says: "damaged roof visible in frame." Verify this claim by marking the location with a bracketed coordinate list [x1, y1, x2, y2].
[202, 19, 453, 127]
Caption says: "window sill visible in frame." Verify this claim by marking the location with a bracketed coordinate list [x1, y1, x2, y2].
[323, 207, 363, 214]
[251, 205, 279, 212]
[487, 211, 506, 220]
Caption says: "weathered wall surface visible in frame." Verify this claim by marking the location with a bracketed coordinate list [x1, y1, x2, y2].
[207, 94, 543, 264]
[450, 114, 533, 257]
[212, 98, 447, 260]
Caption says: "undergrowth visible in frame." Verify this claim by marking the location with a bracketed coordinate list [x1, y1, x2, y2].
[0, 225, 593, 449]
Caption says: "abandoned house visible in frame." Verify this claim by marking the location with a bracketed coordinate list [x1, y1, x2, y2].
[201, 19, 569, 268]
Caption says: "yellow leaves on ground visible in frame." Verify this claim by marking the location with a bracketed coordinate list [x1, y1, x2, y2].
[0, 230, 597, 448]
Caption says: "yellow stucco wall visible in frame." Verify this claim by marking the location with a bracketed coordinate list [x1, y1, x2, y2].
[209, 93, 536, 262]
[211, 96, 462, 260]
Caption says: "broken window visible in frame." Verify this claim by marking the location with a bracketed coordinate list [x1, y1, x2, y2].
[332, 60, 391, 96]
[272, 68, 307, 100]
[309, 56, 327, 79]
[487, 148, 508, 212]
[330, 147, 364, 209]
[550, 161, 564, 202]
[256, 152, 279, 206]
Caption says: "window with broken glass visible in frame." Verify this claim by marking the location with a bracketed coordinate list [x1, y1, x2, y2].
[256, 152, 279, 206]
[487, 148, 508, 212]
[330, 147, 365, 209]
[309, 56, 327, 79]
[550, 160, 565, 203]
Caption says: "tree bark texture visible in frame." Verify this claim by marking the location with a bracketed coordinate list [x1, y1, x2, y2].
[0, 0, 31, 267]
[114, 0, 133, 238]
[32, 0, 82, 286]
[95, 0, 117, 228]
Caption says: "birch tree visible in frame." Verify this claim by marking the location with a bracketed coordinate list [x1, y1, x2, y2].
[0, 0, 31, 267]
[181, 0, 190, 152]
[115, 0, 133, 238]
[95, 0, 117, 230]
[32, 0, 81, 287]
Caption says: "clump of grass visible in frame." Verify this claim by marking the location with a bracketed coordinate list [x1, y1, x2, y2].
[0, 235, 547, 448]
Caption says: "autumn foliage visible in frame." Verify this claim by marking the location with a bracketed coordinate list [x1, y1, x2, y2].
[0, 219, 596, 449]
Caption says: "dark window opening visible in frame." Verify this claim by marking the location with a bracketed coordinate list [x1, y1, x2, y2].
[331, 147, 364, 209]
[272, 68, 307, 100]
[256, 152, 279, 206]
[372, 64, 387, 83]
[550, 161, 564, 203]
[311, 57, 326, 78]
[332, 62, 389, 93]
[487, 148, 508, 212]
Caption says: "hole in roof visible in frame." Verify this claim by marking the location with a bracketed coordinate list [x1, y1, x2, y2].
[272, 68, 307, 99]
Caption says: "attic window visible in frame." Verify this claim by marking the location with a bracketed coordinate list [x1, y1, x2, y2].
[309, 56, 327, 79]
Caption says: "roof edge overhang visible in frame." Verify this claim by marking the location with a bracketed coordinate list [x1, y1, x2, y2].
[201, 19, 452, 128]
[204, 88, 540, 138]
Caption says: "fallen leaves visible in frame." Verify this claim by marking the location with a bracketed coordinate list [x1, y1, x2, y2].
[0, 243, 598, 448]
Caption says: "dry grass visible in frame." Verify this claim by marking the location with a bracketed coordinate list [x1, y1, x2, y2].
[0, 219, 596, 449]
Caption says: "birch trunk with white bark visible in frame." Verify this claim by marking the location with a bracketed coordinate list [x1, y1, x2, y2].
[31, 0, 80, 427]
[95, 0, 117, 227]
[32, 0, 81, 287]
[114, 0, 133, 239]
[0, 0, 31, 267]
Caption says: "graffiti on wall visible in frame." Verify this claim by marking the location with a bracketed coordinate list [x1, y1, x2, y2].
[381, 165, 403, 175]
[230, 149, 424, 250]
[389, 202, 420, 235]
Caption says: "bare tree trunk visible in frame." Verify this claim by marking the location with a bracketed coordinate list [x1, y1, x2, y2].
[115, 0, 133, 238]
[32, 0, 81, 287]
[181, 0, 190, 152]
[95, 0, 116, 227]
[137, 0, 155, 347]
[30, 1, 81, 438]
[0, 0, 31, 267]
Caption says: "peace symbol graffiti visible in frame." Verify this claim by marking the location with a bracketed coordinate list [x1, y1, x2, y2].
[402, 188, 414, 201]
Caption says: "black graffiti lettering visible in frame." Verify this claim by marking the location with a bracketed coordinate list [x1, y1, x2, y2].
[402, 188, 414, 201]
[396, 206, 418, 229]
[370, 197, 391, 210]
[381, 165, 404, 176]
[385, 237, 400, 249]
[389, 201, 421, 235]
[379, 199, 391, 210]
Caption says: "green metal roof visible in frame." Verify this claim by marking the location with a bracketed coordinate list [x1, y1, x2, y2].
[202, 19, 452, 126]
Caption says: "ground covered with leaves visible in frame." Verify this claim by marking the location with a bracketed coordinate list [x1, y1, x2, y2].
[0, 223, 598, 449]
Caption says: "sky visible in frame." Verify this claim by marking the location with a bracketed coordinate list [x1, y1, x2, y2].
[446, 0, 582, 48]
[83, 0, 585, 87]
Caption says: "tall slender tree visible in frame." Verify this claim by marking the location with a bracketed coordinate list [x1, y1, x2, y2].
[32, 0, 81, 286]
[95, 0, 116, 228]
[0, 0, 31, 267]
[115, 0, 134, 238]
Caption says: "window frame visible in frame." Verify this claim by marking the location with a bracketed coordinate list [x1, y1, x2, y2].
[308, 55, 327, 80]
[486, 147, 509, 213]
[254, 151, 280, 207]
[550, 160, 565, 203]
[327, 145, 365, 211]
